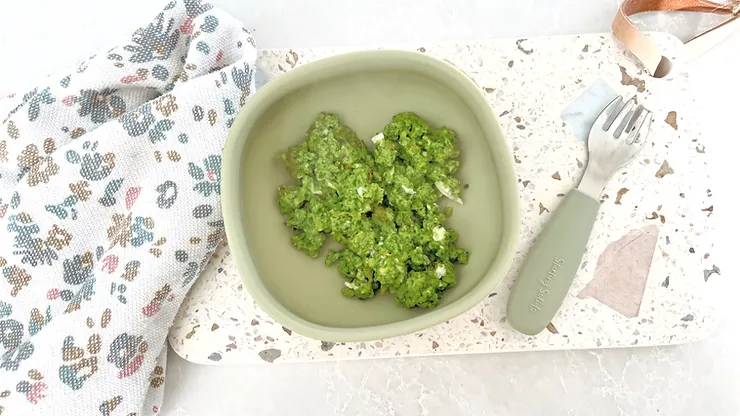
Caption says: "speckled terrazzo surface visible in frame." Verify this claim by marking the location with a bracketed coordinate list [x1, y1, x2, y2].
[167, 32, 720, 365]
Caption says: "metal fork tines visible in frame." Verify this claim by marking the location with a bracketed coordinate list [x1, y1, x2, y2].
[578, 95, 653, 199]
[505, 94, 655, 336]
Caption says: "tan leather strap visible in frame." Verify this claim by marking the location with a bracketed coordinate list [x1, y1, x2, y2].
[613, 0, 740, 77]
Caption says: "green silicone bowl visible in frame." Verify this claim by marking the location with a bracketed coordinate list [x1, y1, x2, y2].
[221, 49, 519, 342]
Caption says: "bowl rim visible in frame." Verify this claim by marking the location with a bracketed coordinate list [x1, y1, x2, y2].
[221, 48, 520, 342]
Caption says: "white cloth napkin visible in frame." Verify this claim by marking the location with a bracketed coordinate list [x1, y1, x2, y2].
[0, 1, 256, 414]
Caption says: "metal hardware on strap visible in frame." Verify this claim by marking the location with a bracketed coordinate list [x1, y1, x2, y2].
[613, 0, 740, 77]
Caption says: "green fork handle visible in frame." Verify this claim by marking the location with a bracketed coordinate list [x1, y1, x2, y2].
[506, 189, 601, 335]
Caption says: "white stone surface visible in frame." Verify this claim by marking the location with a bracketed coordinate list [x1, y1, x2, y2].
[2, 1, 738, 415]
[169, 33, 720, 365]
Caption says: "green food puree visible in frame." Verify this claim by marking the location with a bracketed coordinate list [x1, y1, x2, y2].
[277, 112, 469, 308]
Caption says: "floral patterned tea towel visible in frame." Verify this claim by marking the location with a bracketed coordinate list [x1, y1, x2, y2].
[0, 1, 256, 414]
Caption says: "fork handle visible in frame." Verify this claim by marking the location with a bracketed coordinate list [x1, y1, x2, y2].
[506, 189, 600, 335]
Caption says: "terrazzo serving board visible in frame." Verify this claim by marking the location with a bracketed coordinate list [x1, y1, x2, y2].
[167, 32, 722, 365]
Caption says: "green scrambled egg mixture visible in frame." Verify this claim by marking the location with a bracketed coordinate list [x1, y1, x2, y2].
[277, 112, 469, 308]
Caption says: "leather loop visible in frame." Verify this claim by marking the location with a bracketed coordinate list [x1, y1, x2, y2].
[613, 0, 740, 77]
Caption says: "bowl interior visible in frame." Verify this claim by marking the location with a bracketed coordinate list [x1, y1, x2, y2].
[234, 52, 512, 331]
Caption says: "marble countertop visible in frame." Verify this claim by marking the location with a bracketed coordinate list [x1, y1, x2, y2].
[2, 0, 738, 414]
[170, 33, 720, 366]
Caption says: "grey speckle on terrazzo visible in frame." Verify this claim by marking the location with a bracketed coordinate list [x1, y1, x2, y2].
[258, 348, 282, 363]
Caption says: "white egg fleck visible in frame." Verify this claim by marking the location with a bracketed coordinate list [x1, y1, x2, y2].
[436, 265, 447, 279]
[401, 185, 415, 195]
[371, 132, 384, 144]
[432, 226, 446, 241]
[435, 181, 463, 204]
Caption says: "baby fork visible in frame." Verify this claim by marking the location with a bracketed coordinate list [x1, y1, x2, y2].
[506, 95, 653, 335]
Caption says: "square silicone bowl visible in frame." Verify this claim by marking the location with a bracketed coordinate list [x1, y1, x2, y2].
[221, 49, 519, 342]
